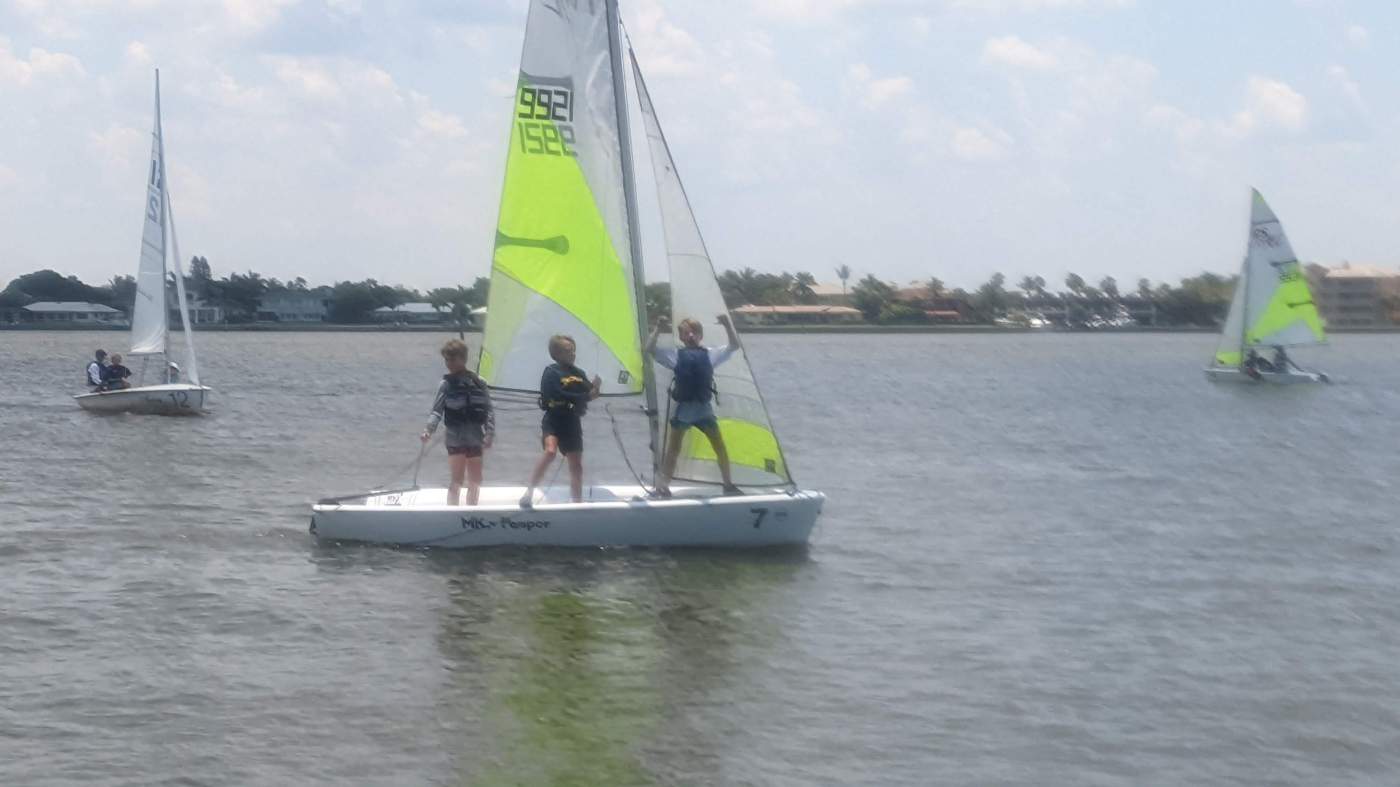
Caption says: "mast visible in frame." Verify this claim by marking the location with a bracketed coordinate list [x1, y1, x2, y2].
[606, 0, 660, 471]
[156, 69, 169, 368]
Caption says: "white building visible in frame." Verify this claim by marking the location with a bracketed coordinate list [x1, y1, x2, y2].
[22, 301, 125, 324]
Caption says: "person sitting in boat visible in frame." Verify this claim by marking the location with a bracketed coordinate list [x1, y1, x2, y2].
[519, 335, 600, 509]
[645, 314, 743, 498]
[166, 362, 180, 384]
[101, 353, 132, 390]
[421, 339, 494, 506]
[1272, 346, 1292, 372]
[85, 350, 108, 388]
[1243, 349, 1274, 375]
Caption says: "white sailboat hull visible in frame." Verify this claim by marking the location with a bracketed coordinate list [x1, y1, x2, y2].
[310, 485, 824, 548]
[74, 383, 212, 415]
[1203, 367, 1328, 385]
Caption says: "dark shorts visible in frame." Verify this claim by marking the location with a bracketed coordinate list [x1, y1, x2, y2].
[446, 444, 483, 458]
[541, 410, 583, 455]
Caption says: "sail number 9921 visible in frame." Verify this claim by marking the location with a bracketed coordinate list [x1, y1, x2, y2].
[517, 86, 577, 158]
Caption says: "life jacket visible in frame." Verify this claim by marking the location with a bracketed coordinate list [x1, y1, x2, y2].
[442, 373, 490, 426]
[539, 367, 590, 415]
[670, 347, 715, 404]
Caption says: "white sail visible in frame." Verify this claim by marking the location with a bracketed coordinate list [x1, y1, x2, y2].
[1212, 260, 1248, 367]
[630, 48, 794, 487]
[1240, 189, 1325, 348]
[478, 0, 645, 397]
[129, 73, 168, 356]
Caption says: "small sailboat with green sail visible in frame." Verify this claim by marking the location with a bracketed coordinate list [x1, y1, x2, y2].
[311, 0, 823, 547]
[1204, 189, 1330, 384]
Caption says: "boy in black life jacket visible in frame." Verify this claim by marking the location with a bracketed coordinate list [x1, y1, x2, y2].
[421, 339, 495, 505]
[102, 353, 132, 390]
[645, 314, 742, 498]
[520, 335, 600, 508]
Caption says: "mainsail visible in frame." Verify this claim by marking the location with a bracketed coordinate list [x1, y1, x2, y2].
[478, 0, 645, 397]
[630, 48, 794, 487]
[1212, 189, 1326, 367]
[129, 73, 168, 356]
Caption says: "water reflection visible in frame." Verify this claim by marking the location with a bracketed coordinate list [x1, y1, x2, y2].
[423, 548, 810, 785]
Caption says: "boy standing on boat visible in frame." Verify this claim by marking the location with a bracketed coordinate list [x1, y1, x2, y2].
[421, 339, 494, 506]
[645, 315, 743, 498]
[520, 335, 600, 508]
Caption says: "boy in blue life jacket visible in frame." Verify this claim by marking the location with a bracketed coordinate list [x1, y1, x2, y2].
[421, 339, 495, 506]
[644, 314, 742, 498]
[520, 335, 601, 508]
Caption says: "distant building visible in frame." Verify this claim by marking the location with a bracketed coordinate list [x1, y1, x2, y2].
[1309, 264, 1400, 328]
[731, 304, 863, 325]
[21, 301, 125, 324]
[373, 302, 449, 324]
[259, 289, 330, 322]
[810, 282, 852, 305]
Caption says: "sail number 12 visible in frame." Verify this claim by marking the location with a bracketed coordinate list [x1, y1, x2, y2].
[517, 85, 577, 158]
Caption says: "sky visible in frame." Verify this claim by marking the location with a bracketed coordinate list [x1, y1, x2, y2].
[1, 0, 1396, 292]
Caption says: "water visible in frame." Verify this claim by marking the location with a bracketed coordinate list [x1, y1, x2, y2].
[3, 330, 1399, 785]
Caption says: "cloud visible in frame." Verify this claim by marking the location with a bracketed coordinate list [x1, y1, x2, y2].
[125, 41, 152, 66]
[1346, 24, 1369, 49]
[845, 63, 915, 109]
[950, 126, 1012, 160]
[1327, 64, 1365, 113]
[982, 35, 1058, 70]
[0, 38, 86, 87]
[1224, 76, 1308, 138]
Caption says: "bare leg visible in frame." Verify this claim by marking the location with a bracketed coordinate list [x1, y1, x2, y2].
[654, 426, 687, 496]
[465, 455, 483, 506]
[566, 451, 584, 502]
[521, 436, 559, 507]
[447, 453, 468, 506]
[697, 422, 741, 494]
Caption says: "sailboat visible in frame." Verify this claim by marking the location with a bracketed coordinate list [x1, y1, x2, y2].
[75, 71, 212, 414]
[1204, 189, 1329, 384]
[310, 0, 824, 547]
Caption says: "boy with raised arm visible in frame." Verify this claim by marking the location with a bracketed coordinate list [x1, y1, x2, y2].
[519, 335, 601, 508]
[421, 339, 494, 506]
[645, 314, 742, 498]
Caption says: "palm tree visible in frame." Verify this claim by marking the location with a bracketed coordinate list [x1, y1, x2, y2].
[835, 264, 852, 296]
[791, 272, 817, 304]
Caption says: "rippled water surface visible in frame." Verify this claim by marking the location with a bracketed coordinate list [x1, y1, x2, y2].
[3, 330, 1400, 785]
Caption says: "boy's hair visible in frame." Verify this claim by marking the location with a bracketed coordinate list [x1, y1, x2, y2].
[548, 335, 576, 361]
[440, 339, 469, 362]
[678, 318, 704, 338]
[110, 353, 123, 363]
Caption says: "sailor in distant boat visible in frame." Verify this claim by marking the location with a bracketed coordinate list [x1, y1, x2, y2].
[519, 335, 601, 508]
[1271, 346, 1293, 372]
[645, 314, 743, 498]
[166, 362, 180, 384]
[101, 353, 132, 390]
[85, 350, 108, 388]
[421, 340, 495, 506]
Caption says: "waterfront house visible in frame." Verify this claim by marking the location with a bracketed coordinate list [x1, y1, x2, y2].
[21, 301, 126, 324]
[1308, 263, 1400, 328]
[373, 302, 449, 324]
[259, 289, 331, 322]
[731, 304, 863, 326]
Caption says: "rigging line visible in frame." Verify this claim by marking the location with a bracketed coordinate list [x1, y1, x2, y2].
[605, 400, 655, 496]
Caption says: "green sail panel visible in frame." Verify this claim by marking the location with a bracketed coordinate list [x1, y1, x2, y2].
[479, 0, 643, 395]
[631, 48, 794, 487]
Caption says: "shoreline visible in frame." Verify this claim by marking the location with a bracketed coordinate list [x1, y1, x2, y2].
[4, 323, 1397, 335]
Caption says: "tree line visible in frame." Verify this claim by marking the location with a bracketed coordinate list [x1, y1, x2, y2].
[2, 259, 1238, 327]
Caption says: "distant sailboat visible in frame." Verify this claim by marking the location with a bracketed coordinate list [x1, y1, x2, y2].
[75, 70, 212, 414]
[311, 0, 824, 547]
[1204, 189, 1329, 384]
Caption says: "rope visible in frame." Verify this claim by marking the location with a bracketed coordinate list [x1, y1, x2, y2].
[606, 401, 655, 496]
